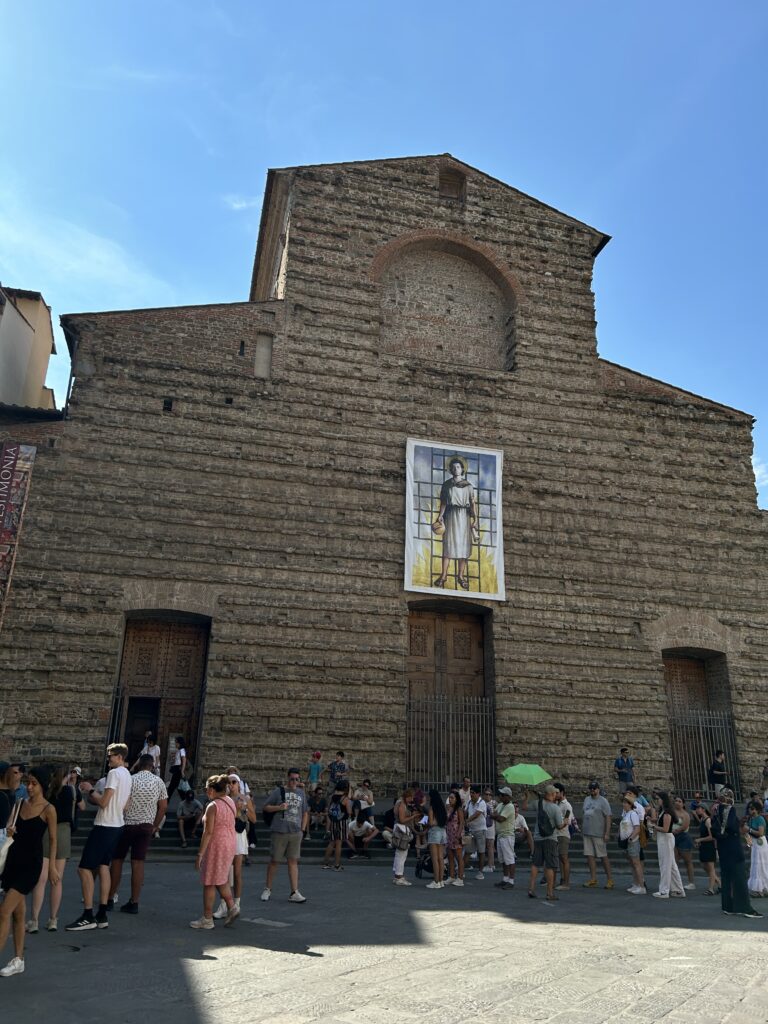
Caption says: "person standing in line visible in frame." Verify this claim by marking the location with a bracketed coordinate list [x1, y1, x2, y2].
[746, 798, 768, 898]
[528, 785, 565, 903]
[0, 767, 58, 977]
[553, 782, 573, 891]
[582, 782, 614, 889]
[711, 788, 761, 918]
[457, 776, 472, 811]
[166, 737, 187, 806]
[672, 796, 697, 890]
[693, 804, 721, 895]
[444, 790, 465, 886]
[28, 767, 77, 933]
[108, 754, 168, 914]
[482, 787, 497, 873]
[391, 787, 420, 887]
[652, 791, 686, 900]
[425, 789, 447, 889]
[708, 750, 729, 796]
[465, 785, 488, 880]
[66, 744, 131, 932]
[261, 769, 309, 903]
[190, 775, 238, 929]
[619, 793, 645, 894]
[492, 787, 518, 890]
[212, 775, 256, 919]
[323, 787, 348, 870]
[613, 747, 635, 795]
[66, 768, 86, 834]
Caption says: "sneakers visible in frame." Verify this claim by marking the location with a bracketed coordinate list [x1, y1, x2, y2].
[628, 885, 647, 895]
[604, 880, 614, 890]
[190, 917, 214, 929]
[583, 879, 597, 888]
[393, 877, 412, 886]
[289, 891, 307, 903]
[260, 888, 271, 902]
[65, 914, 97, 931]
[426, 881, 442, 889]
[95, 911, 109, 929]
[670, 890, 686, 898]
[554, 884, 570, 891]
[743, 910, 764, 919]
[212, 900, 228, 920]
[475, 871, 485, 881]
[0, 957, 24, 977]
[25, 920, 38, 934]
[224, 903, 240, 926]
[452, 878, 464, 887]
[684, 883, 696, 890]
[46, 918, 58, 932]
[652, 892, 669, 899]
[120, 901, 139, 914]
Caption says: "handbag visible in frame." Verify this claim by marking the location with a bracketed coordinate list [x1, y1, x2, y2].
[0, 801, 21, 875]
[391, 824, 412, 851]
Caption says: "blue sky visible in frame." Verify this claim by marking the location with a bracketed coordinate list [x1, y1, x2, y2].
[2, 1, 766, 505]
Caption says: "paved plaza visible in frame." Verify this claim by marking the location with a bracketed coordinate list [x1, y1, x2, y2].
[4, 859, 768, 1024]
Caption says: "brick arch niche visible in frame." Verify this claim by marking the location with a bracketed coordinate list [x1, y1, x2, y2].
[372, 233, 520, 371]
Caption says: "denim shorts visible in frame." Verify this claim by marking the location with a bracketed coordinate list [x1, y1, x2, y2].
[427, 826, 446, 845]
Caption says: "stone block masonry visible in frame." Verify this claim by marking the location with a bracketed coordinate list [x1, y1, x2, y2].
[0, 154, 766, 796]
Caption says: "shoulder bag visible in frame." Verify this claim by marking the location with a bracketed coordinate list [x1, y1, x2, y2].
[0, 800, 22, 874]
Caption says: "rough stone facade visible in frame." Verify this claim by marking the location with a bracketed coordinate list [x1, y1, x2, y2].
[1, 155, 766, 795]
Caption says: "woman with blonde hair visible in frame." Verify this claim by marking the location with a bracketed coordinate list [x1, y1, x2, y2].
[212, 775, 256, 920]
[652, 791, 686, 899]
[28, 766, 78, 933]
[190, 774, 238, 930]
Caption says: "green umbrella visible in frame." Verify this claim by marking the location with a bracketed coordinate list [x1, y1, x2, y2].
[502, 763, 552, 787]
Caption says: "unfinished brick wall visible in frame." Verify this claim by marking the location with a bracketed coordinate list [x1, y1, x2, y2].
[0, 155, 766, 795]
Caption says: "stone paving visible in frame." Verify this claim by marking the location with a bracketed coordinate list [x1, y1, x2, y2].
[3, 859, 768, 1023]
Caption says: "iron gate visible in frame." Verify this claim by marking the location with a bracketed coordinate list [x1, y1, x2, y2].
[406, 694, 495, 791]
[669, 709, 741, 799]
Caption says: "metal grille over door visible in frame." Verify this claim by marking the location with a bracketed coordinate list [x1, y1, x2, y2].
[664, 653, 741, 798]
[406, 610, 494, 789]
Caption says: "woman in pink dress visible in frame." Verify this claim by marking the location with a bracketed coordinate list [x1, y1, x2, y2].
[190, 775, 238, 929]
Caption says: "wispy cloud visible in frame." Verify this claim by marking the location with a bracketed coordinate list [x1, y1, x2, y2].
[753, 456, 768, 490]
[0, 181, 174, 314]
[222, 194, 261, 212]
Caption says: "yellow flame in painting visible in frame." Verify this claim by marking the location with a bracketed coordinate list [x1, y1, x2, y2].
[411, 538, 499, 595]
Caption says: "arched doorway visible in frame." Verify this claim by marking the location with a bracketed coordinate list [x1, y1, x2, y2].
[405, 607, 495, 789]
[108, 612, 210, 774]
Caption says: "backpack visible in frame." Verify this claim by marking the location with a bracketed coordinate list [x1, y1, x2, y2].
[328, 798, 345, 822]
[537, 800, 555, 838]
[262, 786, 285, 826]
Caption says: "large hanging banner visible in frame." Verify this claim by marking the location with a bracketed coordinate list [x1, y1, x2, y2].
[405, 438, 505, 601]
[0, 442, 37, 631]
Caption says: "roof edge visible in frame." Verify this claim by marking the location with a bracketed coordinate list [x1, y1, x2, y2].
[599, 358, 753, 419]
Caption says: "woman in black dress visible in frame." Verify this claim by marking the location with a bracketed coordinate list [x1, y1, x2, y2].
[0, 766, 58, 978]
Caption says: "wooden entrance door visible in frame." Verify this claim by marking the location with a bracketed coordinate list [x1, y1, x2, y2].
[407, 610, 484, 698]
[406, 610, 492, 789]
[118, 619, 209, 767]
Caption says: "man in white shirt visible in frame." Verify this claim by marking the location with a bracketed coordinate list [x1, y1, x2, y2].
[553, 782, 574, 890]
[66, 743, 131, 932]
[108, 754, 168, 914]
[465, 785, 488, 880]
[458, 777, 472, 810]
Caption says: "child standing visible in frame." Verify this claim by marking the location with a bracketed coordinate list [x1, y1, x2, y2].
[307, 751, 323, 789]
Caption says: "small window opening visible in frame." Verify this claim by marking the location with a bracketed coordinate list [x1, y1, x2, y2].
[224, 396, 234, 406]
[162, 397, 174, 413]
[255, 333, 273, 380]
[439, 168, 466, 201]
[238, 339, 245, 357]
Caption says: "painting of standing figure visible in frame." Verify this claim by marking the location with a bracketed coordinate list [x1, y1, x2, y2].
[405, 439, 505, 601]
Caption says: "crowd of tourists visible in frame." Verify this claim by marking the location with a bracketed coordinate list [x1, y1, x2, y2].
[0, 742, 766, 979]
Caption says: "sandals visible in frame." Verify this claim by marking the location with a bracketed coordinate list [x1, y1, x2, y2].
[432, 577, 446, 588]
[457, 576, 470, 590]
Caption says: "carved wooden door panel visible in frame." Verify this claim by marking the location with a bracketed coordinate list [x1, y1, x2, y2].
[118, 619, 209, 762]
[407, 611, 484, 698]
